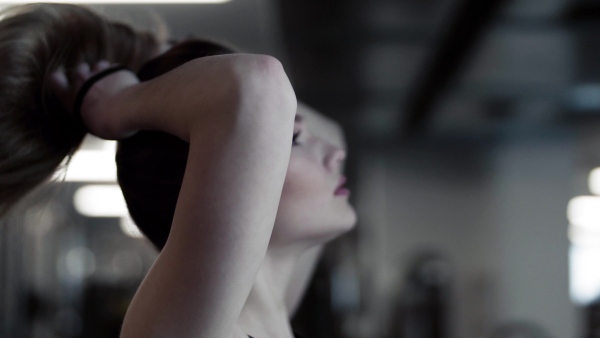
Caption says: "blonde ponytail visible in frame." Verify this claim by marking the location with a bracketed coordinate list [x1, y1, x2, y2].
[0, 3, 162, 217]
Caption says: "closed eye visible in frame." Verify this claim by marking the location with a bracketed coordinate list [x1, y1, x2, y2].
[292, 130, 301, 146]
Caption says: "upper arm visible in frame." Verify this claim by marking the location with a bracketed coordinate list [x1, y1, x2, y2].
[120, 55, 297, 338]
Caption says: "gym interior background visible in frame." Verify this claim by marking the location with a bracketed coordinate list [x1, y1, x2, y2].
[1, 0, 600, 337]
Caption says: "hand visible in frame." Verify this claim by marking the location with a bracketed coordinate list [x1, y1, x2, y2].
[49, 61, 141, 140]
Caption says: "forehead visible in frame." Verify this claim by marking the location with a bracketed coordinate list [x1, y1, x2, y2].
[296, 102, 346, 150]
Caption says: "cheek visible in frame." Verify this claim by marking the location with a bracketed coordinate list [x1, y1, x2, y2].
[274, 154, 357, 241]
[280, 156, 329, 205]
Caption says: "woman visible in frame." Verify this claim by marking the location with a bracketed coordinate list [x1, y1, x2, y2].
[0, 3, 357, 338]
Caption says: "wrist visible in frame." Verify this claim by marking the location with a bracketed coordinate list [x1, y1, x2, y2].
[79, 69, 141, 140]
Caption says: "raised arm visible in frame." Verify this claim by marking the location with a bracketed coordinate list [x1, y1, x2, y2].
[131, 55, 294, 338]
[64, 54, 297, 338]
[55, 54, 291, 143]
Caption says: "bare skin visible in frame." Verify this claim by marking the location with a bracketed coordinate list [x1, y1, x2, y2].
[240, 102, 353, 337]
[50, 54, 354, 338]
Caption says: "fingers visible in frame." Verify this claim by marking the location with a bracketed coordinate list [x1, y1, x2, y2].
[49, 68, 70, 107]
[52, 60, 113, 89]
[71, 62, 91, 89]
[50, 69, 69, 92]
[48, 60, 114, 112]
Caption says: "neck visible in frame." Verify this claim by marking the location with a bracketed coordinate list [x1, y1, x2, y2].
[239, 244, 306, 337]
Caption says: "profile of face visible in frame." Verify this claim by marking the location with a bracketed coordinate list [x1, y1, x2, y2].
[271, 103, 357, 247]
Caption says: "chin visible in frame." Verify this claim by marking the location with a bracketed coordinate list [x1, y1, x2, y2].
[311, 228, 352, 246]
[309, 211, 358, 245]
[271, 202, 357, 246]
[270, 219, 355, 249]
[336, 202, 358, 230]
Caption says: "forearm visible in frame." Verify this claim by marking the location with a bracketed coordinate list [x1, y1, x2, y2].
[112, 54, 290, 142]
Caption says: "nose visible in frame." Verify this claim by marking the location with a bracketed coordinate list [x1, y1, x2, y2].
[326, 146, 346, 173]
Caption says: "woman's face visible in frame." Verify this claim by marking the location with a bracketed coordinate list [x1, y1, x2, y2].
[271, 103, 357, 246]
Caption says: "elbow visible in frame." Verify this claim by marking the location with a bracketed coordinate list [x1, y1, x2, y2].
[232, 54, 297, 122]
[179, 54, 296, 143]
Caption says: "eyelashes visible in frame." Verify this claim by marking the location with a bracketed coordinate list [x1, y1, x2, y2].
[292, 130, 301, 145]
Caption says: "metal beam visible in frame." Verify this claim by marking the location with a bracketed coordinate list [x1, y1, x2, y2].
[401, 0, 509, 138]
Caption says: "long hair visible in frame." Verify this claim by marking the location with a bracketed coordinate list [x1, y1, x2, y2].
[0, 3, 161, 217]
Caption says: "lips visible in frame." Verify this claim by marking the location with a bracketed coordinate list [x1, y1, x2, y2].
[334, 176, 350, 196]
[336, 176, 346, 189]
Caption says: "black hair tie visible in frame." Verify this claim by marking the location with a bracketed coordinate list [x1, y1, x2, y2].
[72, 65, 134, 126]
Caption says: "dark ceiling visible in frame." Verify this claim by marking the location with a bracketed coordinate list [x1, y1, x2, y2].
[276, 0, 587, 143]
[83, 0, 600, 144]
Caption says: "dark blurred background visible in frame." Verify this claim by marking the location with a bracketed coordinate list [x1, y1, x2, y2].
[2, 0, 600, 337]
